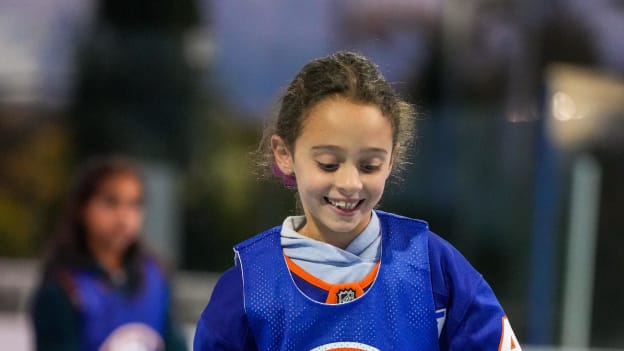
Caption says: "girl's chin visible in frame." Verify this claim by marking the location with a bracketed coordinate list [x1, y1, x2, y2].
[107, 237, 137, 252]
[326, 224, 359, 234]
[324, 213, 370, 234]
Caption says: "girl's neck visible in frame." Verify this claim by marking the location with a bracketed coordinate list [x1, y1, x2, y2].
[87, 240, 124, 275]
[298, 212, 372, 250]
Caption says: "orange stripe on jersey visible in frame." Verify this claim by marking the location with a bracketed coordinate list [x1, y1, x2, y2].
[284, 254, 333, 290]
[359, 261, 380, 289]
[284, 254, 381, 304]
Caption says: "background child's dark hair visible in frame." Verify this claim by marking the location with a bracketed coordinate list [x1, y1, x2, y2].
[255, 51, 417, 183]
[42, 155, 147, 290]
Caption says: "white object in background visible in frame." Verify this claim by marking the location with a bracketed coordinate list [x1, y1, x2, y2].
[0, 313, 33, 351]
[560, 153, 602, 347]
[141, 162, 182, 267]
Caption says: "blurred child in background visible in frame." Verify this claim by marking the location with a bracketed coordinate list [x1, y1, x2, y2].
[31, 156, 187, 351]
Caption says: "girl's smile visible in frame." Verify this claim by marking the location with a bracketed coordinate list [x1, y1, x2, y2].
[272, 97, 395, 248]
[324, 196, 365, 214]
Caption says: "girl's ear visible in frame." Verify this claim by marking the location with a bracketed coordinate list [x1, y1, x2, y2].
[271, 135, 294, 175]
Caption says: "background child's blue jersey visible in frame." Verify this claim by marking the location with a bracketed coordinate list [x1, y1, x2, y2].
[71, 257, 169, 351]
[194, 211, 521, 350]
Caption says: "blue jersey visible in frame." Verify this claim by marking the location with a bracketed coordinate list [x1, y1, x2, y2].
[71, 257, 169, 351]
[195, 211, 521, 350]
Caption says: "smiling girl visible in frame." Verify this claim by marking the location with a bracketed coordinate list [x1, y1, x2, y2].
[194, 52, 521, 350]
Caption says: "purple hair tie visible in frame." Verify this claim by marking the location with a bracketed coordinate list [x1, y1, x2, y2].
[272, 162, 297, 189]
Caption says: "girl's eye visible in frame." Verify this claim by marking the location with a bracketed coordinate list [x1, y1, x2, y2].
[131, 198, 145, 210]
[360, 164, 381, 173]
[100, 195, 119, 208]
[317, 162, 339, 172]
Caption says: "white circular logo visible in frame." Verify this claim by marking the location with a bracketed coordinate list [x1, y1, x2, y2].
[310, 342, 380, 351]
[98, 323, 164, 351]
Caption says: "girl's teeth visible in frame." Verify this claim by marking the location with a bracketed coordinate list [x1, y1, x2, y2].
[329, 199, 358, 210]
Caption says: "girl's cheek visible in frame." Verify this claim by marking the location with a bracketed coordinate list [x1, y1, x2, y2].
[83, 203, 100, 230]
[85, 201, 120, 235]
[131, 211, 145, 235]
[83, 209, 107, 240]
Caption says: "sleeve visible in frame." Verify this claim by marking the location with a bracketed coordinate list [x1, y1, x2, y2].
[429, 233, 522, 351]
[444, 279, 522, 351]
[193, 265, 258, 351]
[30, 279, 81, 351]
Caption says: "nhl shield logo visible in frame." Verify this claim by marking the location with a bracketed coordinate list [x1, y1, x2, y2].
[336, 288, 356, 304]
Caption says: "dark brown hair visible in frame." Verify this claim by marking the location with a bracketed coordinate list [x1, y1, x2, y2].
[43, 155, 146, 287]
[255, 51, 416, 182]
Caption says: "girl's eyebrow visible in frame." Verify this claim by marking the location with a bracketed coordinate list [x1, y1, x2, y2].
[311, 145, 343, 153]
[360, 147, 389, 155]
[310, 145, 388, 155]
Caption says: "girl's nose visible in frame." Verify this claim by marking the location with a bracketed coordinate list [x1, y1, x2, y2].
[335, 164, 363, 195]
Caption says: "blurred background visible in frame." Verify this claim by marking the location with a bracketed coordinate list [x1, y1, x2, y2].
[1, 0, 623, 349]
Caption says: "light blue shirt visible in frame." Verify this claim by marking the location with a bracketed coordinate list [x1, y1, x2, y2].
[280, 211, 381, 284]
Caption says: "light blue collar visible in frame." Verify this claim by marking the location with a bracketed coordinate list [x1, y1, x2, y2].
[281, 211, 381, 284]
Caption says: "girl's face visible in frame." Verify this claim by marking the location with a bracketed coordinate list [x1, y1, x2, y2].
[83, 173, 144, 255]
[273, 98, 395, 247]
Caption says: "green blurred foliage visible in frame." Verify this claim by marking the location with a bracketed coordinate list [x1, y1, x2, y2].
[0, 117, 70, 257]
[182, 109, 295, 271]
